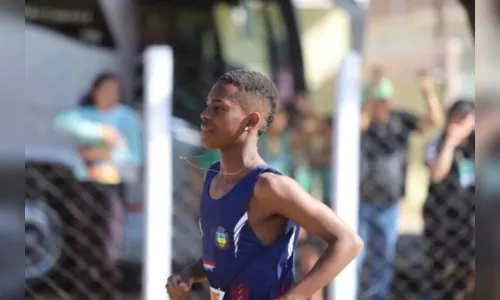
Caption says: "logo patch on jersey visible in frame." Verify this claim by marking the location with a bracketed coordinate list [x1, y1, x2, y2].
[215, 226, 229, 250]
[203, 258, 216, 272]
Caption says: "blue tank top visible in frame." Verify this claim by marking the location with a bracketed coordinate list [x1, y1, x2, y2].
[199, 162, 299, 300]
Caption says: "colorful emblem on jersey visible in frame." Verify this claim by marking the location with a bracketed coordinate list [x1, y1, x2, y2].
[203, 258, 216, 272]
[215, 226, 229, 250]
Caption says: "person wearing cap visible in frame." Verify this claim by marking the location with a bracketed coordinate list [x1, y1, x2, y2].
[357, 67, 443, 300]
[422, 100, 475, 300]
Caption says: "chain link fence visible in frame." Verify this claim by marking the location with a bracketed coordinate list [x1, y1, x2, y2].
[356, 125, 475, 300]
[24, 157, 211, 300]
[23, 97, 476, 300]
[23, 87, 475, 300]
[25, 164, 121, 300]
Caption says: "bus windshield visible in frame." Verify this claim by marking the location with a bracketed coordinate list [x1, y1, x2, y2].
[138, 0, 301, 126]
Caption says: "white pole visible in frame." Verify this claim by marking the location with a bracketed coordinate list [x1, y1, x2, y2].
[328, 52, 362, 300]
[143, 46, 174, 300]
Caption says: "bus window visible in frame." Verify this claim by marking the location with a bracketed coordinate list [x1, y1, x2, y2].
[264, 2, 290, 62]
[262, 2, 295, 103]
[136, 0, 306, 127]
[213, 0, 302, 103]
[137, 3, 225, 126]
[213, 1, 271, 77]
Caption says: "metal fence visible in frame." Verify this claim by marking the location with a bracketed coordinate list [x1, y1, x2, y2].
[25, 165, 122, 300]
[24, 141, 211, 300]
[356, 132, 475, 300]
[22, 62, 475, 300]
[23, 117, 475, 300]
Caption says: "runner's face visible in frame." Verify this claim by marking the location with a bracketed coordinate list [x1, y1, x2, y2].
[200, 81, 248, 149]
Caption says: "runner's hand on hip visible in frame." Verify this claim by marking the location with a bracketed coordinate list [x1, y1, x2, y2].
[166, 273, 191, 300]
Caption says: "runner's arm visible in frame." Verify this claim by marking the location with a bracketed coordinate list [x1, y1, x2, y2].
[254, 173, 363, 299]
[181, 257, 207, 284]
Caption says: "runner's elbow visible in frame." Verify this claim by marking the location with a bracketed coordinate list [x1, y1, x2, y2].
[338, 229, 364, 254]
[351, 232, 364, 253]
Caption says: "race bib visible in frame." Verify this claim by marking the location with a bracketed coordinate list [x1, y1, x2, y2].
[458, 158, 475, 188]
[210, 287, 225, 300]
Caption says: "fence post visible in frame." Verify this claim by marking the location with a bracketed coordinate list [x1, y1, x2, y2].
[143, 45, 174, 300]
[328, 52, 362, 300]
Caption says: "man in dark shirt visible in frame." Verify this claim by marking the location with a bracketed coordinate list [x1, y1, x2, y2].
[357, 68, 443, 300]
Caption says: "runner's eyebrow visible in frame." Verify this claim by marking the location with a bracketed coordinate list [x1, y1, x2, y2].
[206, 98, 237, 105]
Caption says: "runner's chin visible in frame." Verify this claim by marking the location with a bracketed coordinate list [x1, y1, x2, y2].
[201, 131, 217, 149]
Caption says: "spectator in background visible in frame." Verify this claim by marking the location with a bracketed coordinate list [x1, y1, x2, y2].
[259, 107, 294, 176]
[297, 117, 335, 300]
[54, 72, 142, 186]
[290, 94, 324, 299]
[358, 67, 443, 300]
[295, 91, 320, 138]
[423, 100, 475, 300]
[53, 72, 142, 299]
[312, 117, 335, 205]
[290, 94, 315, 194]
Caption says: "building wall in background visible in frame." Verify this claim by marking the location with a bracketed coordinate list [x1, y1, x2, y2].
[214, 3, 271, 77]
[296, 6, 351, 116]
[364, 0, 473, 105]
[476, 0, 499, 91]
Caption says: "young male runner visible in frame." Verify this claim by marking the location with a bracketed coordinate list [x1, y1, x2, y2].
[166, 70, 363, 300]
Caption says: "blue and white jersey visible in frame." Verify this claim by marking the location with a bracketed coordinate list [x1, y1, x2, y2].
[199, 162, 299, 300]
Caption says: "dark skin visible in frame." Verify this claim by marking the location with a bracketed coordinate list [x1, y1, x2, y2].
[166, 81, 363, 300]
